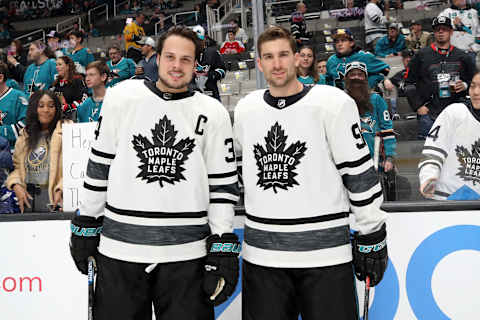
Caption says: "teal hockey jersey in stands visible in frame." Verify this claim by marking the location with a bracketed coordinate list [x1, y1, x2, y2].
[0, 88, 28, 148]
[297, 75, 326, 86]
[77, 97, 103, 123]
[68, 47, 95, 73]
[23, 58, 57, 96]
[6, 79, 20, 91]
[375, 34, 406, 58]
[106, 58, 136, 88]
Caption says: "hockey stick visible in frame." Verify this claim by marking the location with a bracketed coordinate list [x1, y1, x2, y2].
[363, 276, 371, 320]
[87, 256, 97, 320]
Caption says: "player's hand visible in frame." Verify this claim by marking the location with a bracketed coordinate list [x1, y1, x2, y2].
[13, 184, 32, 213]
[7, 55, 18, 66]
[383, 160, 394, 172]
[420, 178, 437, 198]
[417, 105, 429, 115]
[384, 79, 394, 91]
[453, 80, 466, 93]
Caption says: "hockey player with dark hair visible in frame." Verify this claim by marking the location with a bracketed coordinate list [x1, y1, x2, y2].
[70, 25, 240, 320]
[191, 25, 226, 102]
[419, 70, 480, 200]
[235, 25, 388, 320]
[326, 28, 390, 90]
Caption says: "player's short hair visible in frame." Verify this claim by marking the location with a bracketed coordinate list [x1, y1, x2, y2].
[157, 25, 202, 61]
[0, 62, 8, 83]
[257, 26, 296, 56]
[86, 61, 110, 84]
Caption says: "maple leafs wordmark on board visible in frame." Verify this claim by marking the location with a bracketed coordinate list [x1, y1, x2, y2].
[253, 122, 307, 193]
[132, 115, 195, 187]
[456, 139, 480, 185]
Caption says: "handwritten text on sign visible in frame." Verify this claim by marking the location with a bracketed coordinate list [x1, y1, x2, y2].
[62, 122, 96, 212]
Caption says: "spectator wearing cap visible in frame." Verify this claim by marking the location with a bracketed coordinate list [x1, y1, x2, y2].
[136, 37, 158, 82]
[123, 12, 146, 63]
[406, 20, 432, 52]
[375, 22, 406, 58]
[226, 19, 248, 45]
[46, 30, 66, 58]
[405, 16, 475, 139]
[326, 28, 390, 90]
[106, 45, 136, 88]
[67, 30, 94, 74]
[439, 0, 480, 61]
[364, 0, 388, 52]
[220, 30, 245, 54]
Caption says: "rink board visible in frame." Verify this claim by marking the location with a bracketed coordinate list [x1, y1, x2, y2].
[0, 211, 479, 319]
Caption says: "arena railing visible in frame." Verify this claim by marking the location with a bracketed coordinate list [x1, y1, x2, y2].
[173, 11, 199, 26]
[113, 0, 131, 17]
[154, 15, 173, 37]
[88, 3, 109, 26]
[56, 16, 82, 34]
[14, 29, 45, 48]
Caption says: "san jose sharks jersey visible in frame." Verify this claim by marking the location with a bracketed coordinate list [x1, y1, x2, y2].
[77, 96, 103, 123]
[360, 93, 396, 159]
[106, 57, 136, 88]
[68, 47, 95, 74]
[6, 79, 20, 91]
[326, 48, 390, 89]
[79, 80, 239, 263]
[234, 85, 386, 268]
[419, 100, 480, 200]
[0, 88, 28, 148]
[23, 59, 57, 96]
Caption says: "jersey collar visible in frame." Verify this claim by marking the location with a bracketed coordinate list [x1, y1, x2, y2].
[144, 80, 195, 101]
[263, 85, 311, 109]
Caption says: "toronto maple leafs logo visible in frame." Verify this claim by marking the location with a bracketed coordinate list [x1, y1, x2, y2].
[253, 122, 307, 193]
[132, 115, 195, 187]
[456, 139, 480, 185]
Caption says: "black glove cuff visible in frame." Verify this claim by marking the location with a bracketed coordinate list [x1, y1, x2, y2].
[206, 233, 241, 257]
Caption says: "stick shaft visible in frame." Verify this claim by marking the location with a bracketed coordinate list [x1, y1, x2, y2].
[87, 256, 96, 320]
[364, 276, 370, 320]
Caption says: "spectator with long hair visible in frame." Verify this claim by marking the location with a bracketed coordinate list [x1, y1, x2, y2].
[296, 45, 324, 85]
[51, 55, 88, 120]
[6, 90, 67, 213]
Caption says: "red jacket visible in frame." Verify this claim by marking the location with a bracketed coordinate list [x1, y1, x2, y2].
[220, 41, 245, 54]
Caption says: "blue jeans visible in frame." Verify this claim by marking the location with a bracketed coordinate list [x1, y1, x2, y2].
[417, 114, 435, 140]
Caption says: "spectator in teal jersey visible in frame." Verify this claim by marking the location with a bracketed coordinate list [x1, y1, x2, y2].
[22, 41, 57, 96]
[296, 45, 324, 86]
[0, 62, 28, 148]
[106, 45, 136, 87]
[375, 22, 406, 58]
[316, 56, 328, 85]
[77, 61, 108, 123]
[68, 30, 94, 74]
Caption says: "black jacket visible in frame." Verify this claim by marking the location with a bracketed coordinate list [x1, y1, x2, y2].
[192, 45, 226, 102]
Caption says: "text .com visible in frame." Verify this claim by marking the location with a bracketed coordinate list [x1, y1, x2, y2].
[0, 276, 42, 293]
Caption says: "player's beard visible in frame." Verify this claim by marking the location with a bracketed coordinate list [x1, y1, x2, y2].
[158, 70, 192, 91]
[345, 78, 373, 115]
[266, 68, 296, 89]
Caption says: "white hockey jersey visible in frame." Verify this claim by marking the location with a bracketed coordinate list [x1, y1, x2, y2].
[234, 85, 386, 268]
[365, 2, 387, 44]
[439, 7, 480, 51]
[419, 101, 480, 200]
[79, 80, 239, 263]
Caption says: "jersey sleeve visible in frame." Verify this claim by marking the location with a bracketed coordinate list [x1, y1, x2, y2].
[326, 95, 386, 235]
[418, 107, 452, 185]
[206, 105, 239, 235]
[127, 58, 136, 78]
[0, 92, 27, 144]
[375, 94, 396, 158]
[78, 88, 118, 217]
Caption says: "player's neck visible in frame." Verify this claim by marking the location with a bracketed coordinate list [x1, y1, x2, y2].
[145, 50, 155, 59]
[74, 44, 83, 51]
[93, 86, 106, 100]
[155, 79, 188, 94]
[36, 55, 47, 65]
[435, 41, 451, 50]
[269, 79, 303, 97]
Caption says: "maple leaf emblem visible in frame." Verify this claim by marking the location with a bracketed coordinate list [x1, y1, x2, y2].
[253, 122, 307, 193]
[132, 115, 195, 188]
[455, 139, 480, 185]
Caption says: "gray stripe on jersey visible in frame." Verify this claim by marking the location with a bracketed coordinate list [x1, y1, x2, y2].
[244, 225, 350, 252]
[209, 183, 240, 196]
[102, 217, 211, 246]
[86, 159, 110, 180]
[341, 166, 378, 194]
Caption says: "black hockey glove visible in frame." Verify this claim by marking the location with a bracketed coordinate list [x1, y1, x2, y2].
[352, 223, 388, 287]
[203, 233, 241, 306]
[70, 215, 103, 275]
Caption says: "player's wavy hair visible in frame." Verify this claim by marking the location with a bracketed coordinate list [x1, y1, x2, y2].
[257, 26, 297, 56]
[52, 56, 81, 87]
[157, 25, 202, 61]
[24, 90, 63, 152]
[296, 45, 319, 83]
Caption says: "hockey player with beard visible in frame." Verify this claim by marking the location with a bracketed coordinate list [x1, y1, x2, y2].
[234, 26, 388, 320]
[191, 25, 226, 102]
[419, 71, 480, 200]
[69, 26, 240, 319]
[326, 28, 390, 90]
